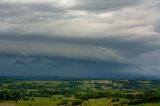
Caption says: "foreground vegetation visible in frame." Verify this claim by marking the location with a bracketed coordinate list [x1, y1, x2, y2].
[0, 77, 160, 106]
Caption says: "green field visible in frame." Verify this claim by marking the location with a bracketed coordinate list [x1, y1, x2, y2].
[1, 77, 160, 106]
[1, 98, 160, 106]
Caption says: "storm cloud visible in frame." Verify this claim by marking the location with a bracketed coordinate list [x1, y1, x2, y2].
[71, 0, 142, 11]
[0, 0, 160, 78]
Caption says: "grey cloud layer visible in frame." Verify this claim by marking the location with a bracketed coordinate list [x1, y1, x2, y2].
[0, 0, 158, 37]
[0, 41, 129, 63]
[71, 0, 142, 11]
[0, 0, 160, 77]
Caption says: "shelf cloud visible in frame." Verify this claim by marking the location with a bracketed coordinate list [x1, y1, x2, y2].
[0, 0, 160, 78]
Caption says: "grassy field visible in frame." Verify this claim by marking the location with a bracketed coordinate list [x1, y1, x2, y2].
[0, 96, 68, 106]
[1, 78, 160, 106]
[0, 98, 160, 106]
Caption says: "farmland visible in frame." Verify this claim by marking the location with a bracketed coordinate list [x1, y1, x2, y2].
[0, 77, 160, 106]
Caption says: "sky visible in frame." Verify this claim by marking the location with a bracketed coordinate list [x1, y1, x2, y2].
[0, 0, 160, 79]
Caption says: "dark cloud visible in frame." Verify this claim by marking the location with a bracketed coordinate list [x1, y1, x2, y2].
[1, 56, 159, 79]
[31, 58, 68, 68]
[0, 33, 158, 58]
[0, 1, 65, 27]
[72, 0, 142, 11]
[0, 2, 64, 13]
[154, 20, 160, 33]
[15, 60, 25, 65]
[0, 0, 160, 78]
[0, 56, 132, 78]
